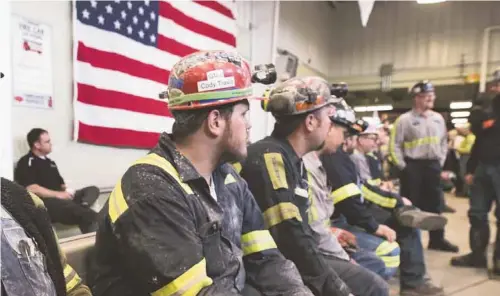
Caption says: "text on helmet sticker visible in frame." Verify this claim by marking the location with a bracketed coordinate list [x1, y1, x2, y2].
[197, 69, 236, 92]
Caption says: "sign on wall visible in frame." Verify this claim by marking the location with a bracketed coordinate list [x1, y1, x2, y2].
[11, 15, 53, 109]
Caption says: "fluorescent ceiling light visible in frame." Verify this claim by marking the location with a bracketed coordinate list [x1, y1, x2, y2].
[449, 101, 472, 110]
[353, 105, 393, 112]
[417, 0, 446, 4]
[450, 111, 470, 118]
[451, 118, 468, 124]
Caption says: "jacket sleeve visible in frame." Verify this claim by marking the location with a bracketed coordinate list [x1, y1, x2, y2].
[320, 154, 380, 234]
[113, 166, 240, 296]
[239, 178, 313, 296]
[28, 192, 92, 296]
[439, 118, 449, 168]
[389, 116, 407, 170]
[466, 135, 481, 175]
[58, 242, 92, 296]
[241, 150, 351, 296]
[360, 181, 403, 209]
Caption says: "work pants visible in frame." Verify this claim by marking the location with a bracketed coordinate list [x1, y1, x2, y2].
[400, 159, 445, 243]
[468, 162, 500, 261]
[43, 186, 99, 233]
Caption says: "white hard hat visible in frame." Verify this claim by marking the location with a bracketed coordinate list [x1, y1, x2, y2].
[359, 122, 378, 135]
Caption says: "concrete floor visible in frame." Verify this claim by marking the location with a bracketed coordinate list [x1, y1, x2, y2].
[388, 194, 499, 295]
[57, 192, 499, 295]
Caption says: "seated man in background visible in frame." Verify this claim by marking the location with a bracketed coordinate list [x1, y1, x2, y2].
[14, 128, 98, 233]
[1, 177, 91, 296]
[324, 128, 446, 296]
[303, 99, 396, 281]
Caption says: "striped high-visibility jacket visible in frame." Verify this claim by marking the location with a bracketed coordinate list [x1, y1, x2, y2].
[88, 133, 310, 296]
[321, 148, 403, 234]
[389, 109, 448, 170]
[241, 135, 351, 296]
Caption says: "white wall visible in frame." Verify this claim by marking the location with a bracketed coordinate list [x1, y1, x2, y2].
[328, 1, 500, 89]
[9, 0, 286, 188]
[278, 1, 336, 77]
[10, 1, 146, 189]
[1, 0, 13, 180]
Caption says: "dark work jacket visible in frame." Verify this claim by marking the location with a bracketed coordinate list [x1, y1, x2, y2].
[88, 133, 311, 296]
[322, 148, 402, 234]
[241, 135, 351, 296]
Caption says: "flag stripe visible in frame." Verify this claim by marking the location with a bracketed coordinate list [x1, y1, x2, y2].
[76, 83, 172, 117]
[158, 16, 234, 52]
[193, 1, 234, 20]
[78, 123, 162, 149]
[74, 21, 178, 71]
[77, 42, 170, 85]
[76, 61, 166, 100]
[157, 35, 198, 58]
[169, 1, 236, 35]
[74, 1, 237, 149]
[76, 101, 174, 133]
[159, 1, 236, 47]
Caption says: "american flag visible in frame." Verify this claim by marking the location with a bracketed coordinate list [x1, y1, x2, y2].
[73, 0, 236, 148]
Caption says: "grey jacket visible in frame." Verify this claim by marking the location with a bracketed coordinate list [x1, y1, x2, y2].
[303, 152, 350, 261]
[389, 109, 448, 169]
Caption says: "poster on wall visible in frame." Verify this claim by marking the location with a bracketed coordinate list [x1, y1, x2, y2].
[11, 15, 53, 109]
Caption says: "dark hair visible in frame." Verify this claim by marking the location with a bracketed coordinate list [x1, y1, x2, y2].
[171, 101, 247, 141]
[27, 128, 48, 149]
[272, 109, 322, 138]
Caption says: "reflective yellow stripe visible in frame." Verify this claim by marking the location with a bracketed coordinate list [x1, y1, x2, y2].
[330, 183, 361, 204]
[264, 153, 289, 190]
[361, 185, 397, 208]
[366, 152, 378, 160]
[63, 265, 81, 292]
[241, 230, 277, 256]
[403, 136, 439, 149]
[152, 258, 213, 296]
[134, 153, 193, 195]
[109, 153, 195, 223]
[375, 241, 400, 256]
[224, 174, 237, 185]
[367, 178, 381, 186]
[381, 255, 400, 268]
[108, 180, 127, 224]
[389, 117, 401, 167]
[263, 202, 302, 228]
[232, 162, 242, 175]
[28, 192, 45, 208]
[306, 171, 319, 223]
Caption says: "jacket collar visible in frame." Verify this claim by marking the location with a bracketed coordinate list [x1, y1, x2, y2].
[157, 133, 229, 183]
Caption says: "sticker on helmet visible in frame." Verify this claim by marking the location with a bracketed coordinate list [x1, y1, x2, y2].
[197, 69, 236, 92]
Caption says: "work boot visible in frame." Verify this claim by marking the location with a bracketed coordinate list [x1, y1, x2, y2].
[400, 279, 444, 296]
[396, 206, 447, 231]
[450, 226, 489, 268]
[428, 230, 459, 253]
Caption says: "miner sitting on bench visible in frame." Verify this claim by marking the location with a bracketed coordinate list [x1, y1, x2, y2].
[14, 128, 98, 233]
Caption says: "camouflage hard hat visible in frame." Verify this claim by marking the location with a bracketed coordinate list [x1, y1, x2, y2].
[261, 76, 335, 117]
